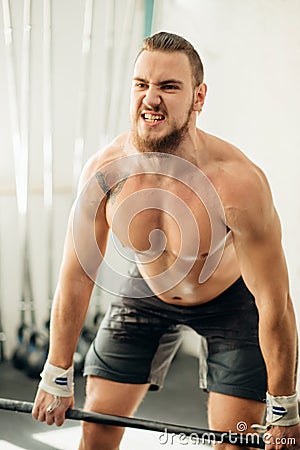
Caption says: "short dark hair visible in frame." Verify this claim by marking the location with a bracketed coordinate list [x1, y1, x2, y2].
[138, 31, 204, 87]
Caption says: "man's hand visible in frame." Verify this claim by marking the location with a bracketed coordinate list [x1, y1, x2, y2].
[32, 389, 74, 427]
[264, 424, 300, 450]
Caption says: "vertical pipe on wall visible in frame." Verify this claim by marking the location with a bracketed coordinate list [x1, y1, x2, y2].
[107, 0, 137, 137]
[43, 0, 54, 311]
[1, 0, 23, 211]
[144, 0, 154, 38]
[1, 0, 24, 340]
[2, 0, 35, 338]
[0, 223, 6, 362]
[73, 0, 94, 192]
[19, 0, 35, 326]
[99, 0, 115, 147]
[20, 0, 31, 215]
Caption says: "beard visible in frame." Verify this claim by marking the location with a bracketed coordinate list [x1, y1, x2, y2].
[131, 104, 193, 154]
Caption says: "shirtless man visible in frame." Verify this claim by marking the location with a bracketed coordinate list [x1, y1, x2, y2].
[32, 32, 300, 450]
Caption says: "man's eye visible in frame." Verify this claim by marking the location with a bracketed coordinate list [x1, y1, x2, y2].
[135, 83, 147, 89]
[162, 85, 178, 90]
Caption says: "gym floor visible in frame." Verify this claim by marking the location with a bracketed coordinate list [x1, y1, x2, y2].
[0, 350, 209, 449]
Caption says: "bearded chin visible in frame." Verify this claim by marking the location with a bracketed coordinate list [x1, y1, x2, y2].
[131, 111, 192, 154]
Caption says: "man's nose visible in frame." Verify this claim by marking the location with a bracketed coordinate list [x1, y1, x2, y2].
[142, 86, 161, 109]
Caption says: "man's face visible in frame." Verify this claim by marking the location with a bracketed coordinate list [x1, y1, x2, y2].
[130, 50, 198, 153]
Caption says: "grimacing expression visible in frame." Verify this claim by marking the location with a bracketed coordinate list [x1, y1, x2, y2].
[130, 50, 198, 154]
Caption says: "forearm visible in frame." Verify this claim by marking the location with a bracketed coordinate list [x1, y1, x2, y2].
[48, 274, 95, 369]
[258, 296, 298, 396]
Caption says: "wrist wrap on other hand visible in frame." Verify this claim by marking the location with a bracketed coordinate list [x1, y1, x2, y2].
[266, 392, 300, 427]
[38, 360, 74, 397]
[252, 392, 300, 432]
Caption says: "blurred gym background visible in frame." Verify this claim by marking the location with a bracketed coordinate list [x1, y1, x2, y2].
[0, 0, 299, 443]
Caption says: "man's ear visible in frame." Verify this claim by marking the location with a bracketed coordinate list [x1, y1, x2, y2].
[193, 83, 207, 113]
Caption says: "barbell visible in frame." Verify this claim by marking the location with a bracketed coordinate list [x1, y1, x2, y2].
[0, 397, 264, 448]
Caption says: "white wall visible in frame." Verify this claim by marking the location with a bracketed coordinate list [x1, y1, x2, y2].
[0, 0, 299, 382]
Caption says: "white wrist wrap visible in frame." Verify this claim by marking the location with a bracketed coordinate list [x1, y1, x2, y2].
[38, 361, 74, 397]
[266, 392, 300, 427]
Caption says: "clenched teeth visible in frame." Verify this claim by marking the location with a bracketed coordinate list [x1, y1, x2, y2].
[143, 113, 164, 122]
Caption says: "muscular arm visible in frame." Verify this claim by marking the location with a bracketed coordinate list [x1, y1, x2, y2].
[227, 168, 297, 396]
[32, 149, 122, 426]
[48, 171, 110, 369]
[32, 166, 110, 425]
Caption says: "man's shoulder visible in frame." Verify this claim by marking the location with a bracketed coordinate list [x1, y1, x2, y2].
[204, 133, 273, 222]
[205, 132, 253, 167]
[222, 160, 270, 209]
[205, 134, 267, 198]
[218, 157, 274, 233]
[92, 133, 131, 168]
[80, 133, 131, 182]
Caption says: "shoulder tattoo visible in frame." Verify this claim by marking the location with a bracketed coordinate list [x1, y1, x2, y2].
[95, 171, 130, 205]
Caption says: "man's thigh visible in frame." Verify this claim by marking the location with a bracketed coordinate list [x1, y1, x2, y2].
[84, 376, 150, 416]
[208, 392, 266, 449]
[79, 377, 150, 450]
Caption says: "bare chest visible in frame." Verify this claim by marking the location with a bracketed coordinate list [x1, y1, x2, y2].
[105, 176, 223, 261]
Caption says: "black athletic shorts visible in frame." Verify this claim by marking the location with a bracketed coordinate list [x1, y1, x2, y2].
[84, 267, 267, 402]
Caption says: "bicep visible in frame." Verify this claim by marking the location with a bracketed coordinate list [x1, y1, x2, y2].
[60, 175, 110, 284]
[232, 208, 289, 314]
